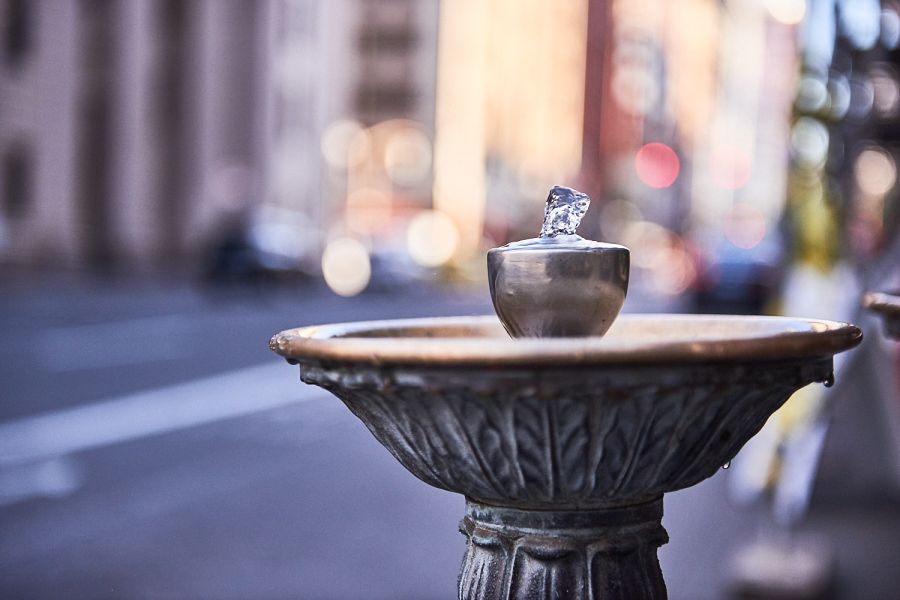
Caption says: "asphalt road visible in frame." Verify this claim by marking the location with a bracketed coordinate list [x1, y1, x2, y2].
[1, 274, 898, 599]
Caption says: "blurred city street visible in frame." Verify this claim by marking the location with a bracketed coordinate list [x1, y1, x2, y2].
[0, 275, 488, 599]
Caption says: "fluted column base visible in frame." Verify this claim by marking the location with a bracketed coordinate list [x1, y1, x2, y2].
[458, 498, 668, 600]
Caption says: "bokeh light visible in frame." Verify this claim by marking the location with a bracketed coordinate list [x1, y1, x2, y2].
[621, 220, 696, 295]
[634, 143, 680, 189]
[828, 75, 852, 119]
[796, 75, 828, 113]
[406, 210, 460, 268]
[871, 65, 900, 118]
[855, 147, 897, 197]
[790, 117, 829, 169]
[321, 237, 371, 297]
[763, 0, 807, 26]
[653, 246, 696, 296]
[842, 0, 881, 50]
[621, 221, 672, 269]
[848, 75, 876, 120]
[383, 127, 432, 186]
[724, 204, 768, 249]
[882, 8, 900, 49]
[599, 199, 644, 243]
[321, 120, 368, 170]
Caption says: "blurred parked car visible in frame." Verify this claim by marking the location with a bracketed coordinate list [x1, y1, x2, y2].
[691, 239, 783, 315]
[203, 205, 320, 286]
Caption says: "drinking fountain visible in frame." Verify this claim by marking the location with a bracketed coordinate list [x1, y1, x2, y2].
[864, 291, 900, 339]
[270, 187, 861, 599]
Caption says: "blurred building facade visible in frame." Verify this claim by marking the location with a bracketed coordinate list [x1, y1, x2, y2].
[4, 0, 897, 300]
[0, 0, 438, 272]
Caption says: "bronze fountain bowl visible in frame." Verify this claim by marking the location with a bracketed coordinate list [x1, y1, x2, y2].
[270, 315, 858, 509]
[270, 315, 861, 600]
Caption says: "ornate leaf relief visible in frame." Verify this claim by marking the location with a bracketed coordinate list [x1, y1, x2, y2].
[555, 392, 591, 493]
[481, 397, 523, 489]
[296, 357, 836, 599]
[300, 359, 831, 507]
[512, 393, 551, 500]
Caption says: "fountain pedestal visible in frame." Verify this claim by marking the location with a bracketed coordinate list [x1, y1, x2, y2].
[460, 499, 667, 600]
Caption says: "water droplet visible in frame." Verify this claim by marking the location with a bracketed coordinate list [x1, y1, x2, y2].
[722, 461, 731, 470]
[540, 186, 591, 237]
[824, 372, 835, 388]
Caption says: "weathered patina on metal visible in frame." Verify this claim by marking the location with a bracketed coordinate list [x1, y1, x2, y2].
[270, 315, 861, 600]
[459, 499, 667, 599]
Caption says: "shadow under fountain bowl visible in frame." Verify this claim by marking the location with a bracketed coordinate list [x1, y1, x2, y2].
[270, 314, 860, 600]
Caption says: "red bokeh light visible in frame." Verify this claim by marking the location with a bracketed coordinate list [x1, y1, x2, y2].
[634, 143, 680, 189]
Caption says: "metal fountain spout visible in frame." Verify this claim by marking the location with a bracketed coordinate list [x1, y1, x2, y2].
[488, 186, 629, 338]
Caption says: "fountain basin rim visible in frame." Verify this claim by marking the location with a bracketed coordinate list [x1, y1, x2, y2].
[863, 291, 900, 318]
[270, 314, 861, 367]
[864, 291, 900, 339]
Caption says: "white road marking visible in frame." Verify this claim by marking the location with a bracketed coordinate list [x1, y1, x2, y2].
[0, 361, 320, 466]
